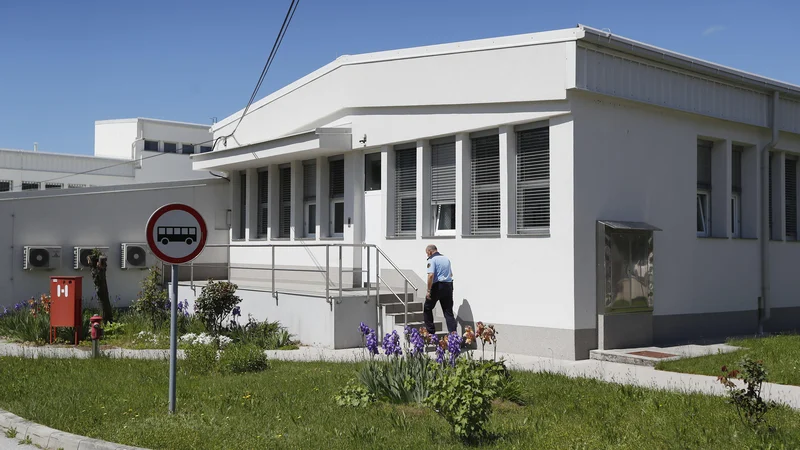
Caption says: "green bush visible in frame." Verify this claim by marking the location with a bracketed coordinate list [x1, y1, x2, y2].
[195, 280, 241, 335]
[227, 315, 297, 350]
[425, 358, 506, 442]
[182, 342, 219, 375]
[335, 379, 376, 408]
[718, 357, 778, 428]
[131, 266, 169, 331]
[218, 343, 270, 374]
[356, 353, 434, 404]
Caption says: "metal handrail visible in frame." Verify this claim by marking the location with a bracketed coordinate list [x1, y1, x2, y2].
[187, 242, 418, 329]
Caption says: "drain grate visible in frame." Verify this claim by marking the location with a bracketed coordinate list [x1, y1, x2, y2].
[628, 350, 678, 359]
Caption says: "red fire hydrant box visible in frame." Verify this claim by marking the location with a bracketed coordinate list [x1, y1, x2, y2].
[49, 276, 83, 345]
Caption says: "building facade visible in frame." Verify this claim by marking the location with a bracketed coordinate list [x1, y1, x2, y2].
[0, 117, 215, 193]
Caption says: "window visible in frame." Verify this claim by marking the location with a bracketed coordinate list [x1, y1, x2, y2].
[45, 183, 62, 190]
[200, 146, 213, 153]
[329, 158, 344, 237]
[182, 144, 195, 154]
[0, 180, 11, 192]
[256, 170, 269, 238]
[786, 157, 797, 240]
[769, 152, 774, 237]
[697, 139, 713, 237]
[364, 152, 382, 191]
[238, 172, 247, 239]
[68, 184, 87, 189]
[144, 140, 159, 151]
[731, 146, 742, 238]
[431, 138, 456, 236]
[279, 166, 291, 238]
[303, 161, 317, 237]
[163, 142, 177, 153]
[394, 147, 416, 236]
[516, 127, 550, 234]
[22, 182, 39, 191]
[471, 134, 501, 235]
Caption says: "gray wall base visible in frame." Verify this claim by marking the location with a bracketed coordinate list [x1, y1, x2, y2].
[598, 312, 653, 350]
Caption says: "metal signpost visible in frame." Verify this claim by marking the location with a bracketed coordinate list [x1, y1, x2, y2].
[146, 203, 207, 414]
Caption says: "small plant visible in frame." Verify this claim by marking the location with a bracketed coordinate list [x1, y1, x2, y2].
[219, 342, 270, 374]
[132, 266, 169, 331]
[717, 357, 778, 428]
[4, 427, 17, 438]
[183, 341, 220, 375]
[103, 321, 125, 337]
[335, 379, 375, 408]
[20, 435, 33, 445]
[195, 280, 241, 335]
[425, 357, 506, 442]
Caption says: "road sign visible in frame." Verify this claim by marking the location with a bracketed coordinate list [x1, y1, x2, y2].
[145, 203, 208, 264]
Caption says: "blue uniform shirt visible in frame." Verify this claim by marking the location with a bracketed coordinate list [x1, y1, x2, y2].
[427, 252, 453, 283]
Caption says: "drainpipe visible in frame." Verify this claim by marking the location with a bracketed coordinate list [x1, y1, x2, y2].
[760, 91, 780, 335]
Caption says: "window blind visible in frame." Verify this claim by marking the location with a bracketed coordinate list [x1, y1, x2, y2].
[732, 146, 743, 193]
[470, 135, 500, 234]
[303, 161, 316, 201]
[329, 159, 344, 199]
[395, 148, 417, 235]
[279, 167, 291, 238]
[256, 171, 268, 238]
[516, 127, 550, 233]
[697, 139, 713, 189]
[239, 172, 247, 239]
[786, 159, 797, 239]
[431, 141, 455, 205]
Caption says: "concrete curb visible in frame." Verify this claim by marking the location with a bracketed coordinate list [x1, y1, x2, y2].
[0, 409, 149, 450]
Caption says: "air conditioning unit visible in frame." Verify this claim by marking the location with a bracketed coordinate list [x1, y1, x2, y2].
[23, 246, 62, 270]
[121, 243, 153, 269]
[73, 246, 109, 270]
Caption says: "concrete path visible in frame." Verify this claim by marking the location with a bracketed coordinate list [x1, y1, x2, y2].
[0, 433, 37, 450]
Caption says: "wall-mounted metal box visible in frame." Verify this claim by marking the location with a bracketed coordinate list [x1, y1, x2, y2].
[596, 220, 660, 315]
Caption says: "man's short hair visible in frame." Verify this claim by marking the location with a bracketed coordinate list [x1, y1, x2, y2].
[426, 244, 438, 252]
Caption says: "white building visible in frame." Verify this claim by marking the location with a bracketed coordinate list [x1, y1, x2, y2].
[0, 117, 215, 192]
[183, 24, 800, 359]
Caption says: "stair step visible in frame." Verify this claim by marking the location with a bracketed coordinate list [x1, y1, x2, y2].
[383, 302, 423, 314]
[377, 294, 416, 305]
[387, 311, 424, 324]
[401, 321, 442, 332]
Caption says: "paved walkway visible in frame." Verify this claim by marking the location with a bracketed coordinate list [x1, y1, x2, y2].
[2, 341, 800, 411]
[0, 434, 37, 450]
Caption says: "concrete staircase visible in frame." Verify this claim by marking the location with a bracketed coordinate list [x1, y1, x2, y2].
[372, 285, 448, 342]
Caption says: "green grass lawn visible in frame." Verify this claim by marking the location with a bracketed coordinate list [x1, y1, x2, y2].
[656, 334, 800, 386]
[0, 357, 799, 449]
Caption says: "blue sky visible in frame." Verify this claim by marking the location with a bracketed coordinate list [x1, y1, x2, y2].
[0, 0, 797, 155]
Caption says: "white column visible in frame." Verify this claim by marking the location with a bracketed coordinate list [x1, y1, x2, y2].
[711, 140, 731, 238]
[417, 140, 431, 238]
[317, 156, 329, 239]
[383, 146, 396, 237]
[245, 167, 258, 241]
[344, 150, 365, 243]
[455, 133, 471, 238]
[499, 126, 516, 237]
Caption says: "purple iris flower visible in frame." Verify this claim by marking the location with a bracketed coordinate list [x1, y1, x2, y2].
[408, 328, 425, 356]
[447, 332, 462, 366]
[365, 330, 379, 356]
[381, 330, 402, 357]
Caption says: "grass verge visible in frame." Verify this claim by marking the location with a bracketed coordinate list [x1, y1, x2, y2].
[0, 357, 799, 449]
[656, 334, 800, 386]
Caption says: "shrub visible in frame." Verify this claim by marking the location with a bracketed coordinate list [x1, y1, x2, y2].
[356, 352, 434, 404]
[425, 357, 506, 442]
[335, 379, 375, 408]
[227, 315, 297, 350]
[183, 342, 219, 375]
[131, 266, 169, 331]
[219, 343, 270, 374]
[717, 357, 778, 428]
[195, 280, 241, 335]
[0, 296, 52, 344]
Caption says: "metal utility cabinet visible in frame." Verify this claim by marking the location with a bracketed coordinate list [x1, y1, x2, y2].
[596, 220, 661, 350]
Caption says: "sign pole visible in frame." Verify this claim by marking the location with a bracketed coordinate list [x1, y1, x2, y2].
[169, 263, 179, 414]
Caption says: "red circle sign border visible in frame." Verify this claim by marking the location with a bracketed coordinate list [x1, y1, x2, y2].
[146, 203, 208, 264]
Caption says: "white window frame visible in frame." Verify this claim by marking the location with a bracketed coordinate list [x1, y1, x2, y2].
[433, 204, 456, 236]
[330, 200, 345, 238]
[697, 190, 710, 237]
[304, 201, 316, 238]
[731, 192, 741, 238]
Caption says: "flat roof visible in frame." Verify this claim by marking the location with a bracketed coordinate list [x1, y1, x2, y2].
[95, 117, 212, 129]
[0, 147, 128, 163]
[213, 24, 800, 132]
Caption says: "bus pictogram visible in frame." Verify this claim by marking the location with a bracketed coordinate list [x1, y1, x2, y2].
[157, 226, 197, 245]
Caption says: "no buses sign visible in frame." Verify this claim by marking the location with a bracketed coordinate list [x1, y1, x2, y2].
[146, 203, 208, 264]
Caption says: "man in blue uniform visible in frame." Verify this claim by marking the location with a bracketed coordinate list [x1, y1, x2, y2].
[424, 244, 456, 335]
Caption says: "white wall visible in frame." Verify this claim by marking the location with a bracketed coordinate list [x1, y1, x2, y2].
[212, 41, 571, 150]
[94, 121, 138, 159]
[571, 91, 800, 330]
[0, 180, 230, 308]
[140, 120, 211, 149]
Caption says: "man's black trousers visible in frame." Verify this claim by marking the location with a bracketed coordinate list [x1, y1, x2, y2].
[424, 281, 457, 335]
